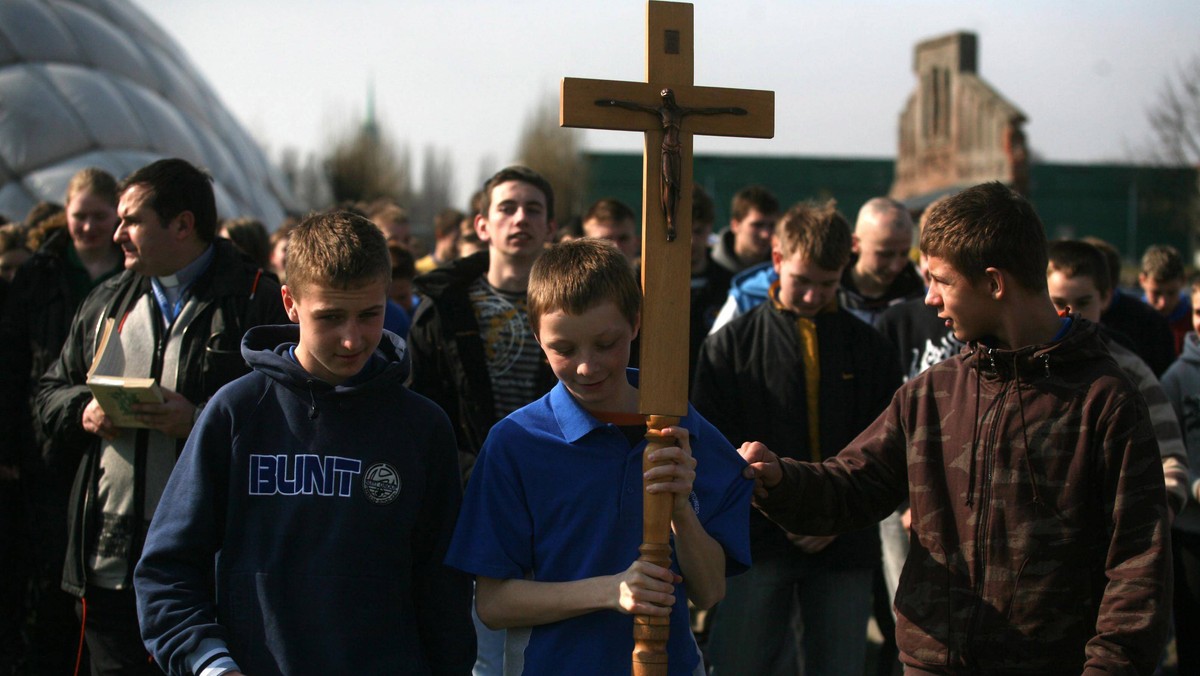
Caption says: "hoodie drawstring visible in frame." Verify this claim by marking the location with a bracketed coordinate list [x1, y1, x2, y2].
[1018, 357, 1045, 507]
[306, 380, 319, 419]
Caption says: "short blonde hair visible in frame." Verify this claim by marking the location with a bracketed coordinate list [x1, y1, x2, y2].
[527, 238, 640, 334]
[774, 200, 852, 271]
[285, 211, 390, 296]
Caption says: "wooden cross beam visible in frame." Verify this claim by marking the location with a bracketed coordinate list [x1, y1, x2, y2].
[560, 2, 773, 674]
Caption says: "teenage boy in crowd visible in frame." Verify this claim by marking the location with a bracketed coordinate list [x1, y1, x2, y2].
[581, 197, 640, 263]
[711, 185, 779, 276]
[1045, 239, 1190, 520]
[838, 197, 924, 325]
[1139, 244, 1192, 355]
[446, 238, 751, 676]
[135, 212, 473, 675]
[687, 186, 732, 386]
[1085, 236, 1174, 376]
[1159, 275, 1200, 675]
[739, 182, 1172, 674]
[409, 166, 558, 484]
[693, 201, 901, 675]
[408, 166, 559, 674]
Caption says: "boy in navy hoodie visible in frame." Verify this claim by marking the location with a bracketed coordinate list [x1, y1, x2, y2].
[445, 238, 751, 675]
[134, 212, 474, 675]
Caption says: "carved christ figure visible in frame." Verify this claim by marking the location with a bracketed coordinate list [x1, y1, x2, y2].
[596, 88, 746, 241]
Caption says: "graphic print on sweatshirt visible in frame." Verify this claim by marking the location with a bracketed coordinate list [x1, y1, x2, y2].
[249, 454, 363, 497]
[248, 455, 403, 504]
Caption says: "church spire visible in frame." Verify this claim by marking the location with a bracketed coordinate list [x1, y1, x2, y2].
[363, 76, 379, 141]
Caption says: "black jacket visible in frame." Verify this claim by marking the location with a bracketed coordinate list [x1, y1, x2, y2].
[692, 299, 902, 566]
[1, 228, 121, 474]
[1102, 290, 1175, 376]
[874, 295, 965, 381]
[35, 239, 287, 596]
[409, 252, 556, 485]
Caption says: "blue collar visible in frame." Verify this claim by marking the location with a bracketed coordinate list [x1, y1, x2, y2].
[551, 369, 638, 443]
[1051, 316, 1073, 342]
[550, 368, 696, 444]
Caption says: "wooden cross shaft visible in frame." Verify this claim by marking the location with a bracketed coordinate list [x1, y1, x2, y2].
[560, 3, 773, 674]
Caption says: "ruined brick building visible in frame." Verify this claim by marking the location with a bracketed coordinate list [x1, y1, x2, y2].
[890, 32, 1029, 206]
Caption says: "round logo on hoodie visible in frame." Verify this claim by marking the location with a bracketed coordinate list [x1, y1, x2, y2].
[362, 463, 401, 504]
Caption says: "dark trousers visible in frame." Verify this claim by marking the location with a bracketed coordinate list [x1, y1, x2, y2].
[75, 586, 162, 676]
[1174, 528, 1200, 673]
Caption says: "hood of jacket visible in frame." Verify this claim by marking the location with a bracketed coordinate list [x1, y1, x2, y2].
[241, 324, 411, 405]
[961, 317, 1108, 385]
[711, 228, 752, 274]
[1180, 330, 1200, 365]
[728, 261, 777, 314]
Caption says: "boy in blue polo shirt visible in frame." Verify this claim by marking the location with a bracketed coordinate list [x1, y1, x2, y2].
[445, 238, 751, 675]
[134, 212, 474, 675]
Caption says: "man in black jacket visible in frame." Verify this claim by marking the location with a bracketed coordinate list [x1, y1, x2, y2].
[36, 159, 286, 674]
[408, 166, 558, 486]
[693, 200, 902, 676]
[408, 166, 559, 676]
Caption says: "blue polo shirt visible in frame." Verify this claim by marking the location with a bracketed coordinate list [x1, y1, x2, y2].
[446, 370, 752, 675]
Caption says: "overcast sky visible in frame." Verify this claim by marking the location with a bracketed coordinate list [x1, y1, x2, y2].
[137, 0, 1199, 209]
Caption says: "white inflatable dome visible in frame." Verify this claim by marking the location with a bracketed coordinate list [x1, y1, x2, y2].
[0, 0, 294, 226]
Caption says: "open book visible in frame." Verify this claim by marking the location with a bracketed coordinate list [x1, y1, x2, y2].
[86, 318, 163, 428]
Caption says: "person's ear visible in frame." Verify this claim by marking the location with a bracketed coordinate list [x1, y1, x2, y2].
[281, 285, 300, 323]
[851, 233, 862, 254]
[631, 312, 641, 340]
[173, 211, 195, 240]
[474, 213, 490, 243]
[984, 267, 1005, 300]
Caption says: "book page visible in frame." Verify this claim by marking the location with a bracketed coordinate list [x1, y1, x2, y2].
[87, 318, 126, 379]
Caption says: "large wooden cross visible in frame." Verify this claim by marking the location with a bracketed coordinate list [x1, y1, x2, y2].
[560, 2, 773, 674]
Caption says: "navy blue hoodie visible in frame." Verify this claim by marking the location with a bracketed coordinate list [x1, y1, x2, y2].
[135, 324, 474, 675]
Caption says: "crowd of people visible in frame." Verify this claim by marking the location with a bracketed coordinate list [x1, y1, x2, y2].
[0, 159, 1195, 676]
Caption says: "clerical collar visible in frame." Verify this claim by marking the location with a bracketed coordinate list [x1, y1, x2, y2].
[156, 244, 214, 289]
[150, 244, 215, 325]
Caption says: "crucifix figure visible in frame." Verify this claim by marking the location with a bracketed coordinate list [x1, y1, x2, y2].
[561, 2, 773, 674]
[596, 88, 747, 241]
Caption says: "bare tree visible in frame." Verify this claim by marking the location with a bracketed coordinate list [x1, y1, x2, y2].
[1146, 53, 1200, 166]
[324, 118, 413, 205]
[515, 93, 589, 224]
[279, 147, 333, 214]
[1143, 53, 1200, 257]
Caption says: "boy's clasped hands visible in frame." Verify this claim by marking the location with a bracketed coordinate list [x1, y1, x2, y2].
[614, 425, 696, 617]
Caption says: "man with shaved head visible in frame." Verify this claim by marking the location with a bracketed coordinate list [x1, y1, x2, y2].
[839, 197, 924, 324]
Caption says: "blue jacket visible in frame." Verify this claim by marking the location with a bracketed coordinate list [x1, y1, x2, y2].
[135, 324, 473, 676]
[727, 261, 776, 317]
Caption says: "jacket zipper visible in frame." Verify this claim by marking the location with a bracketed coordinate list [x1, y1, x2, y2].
[964, 373, 1012, 661]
